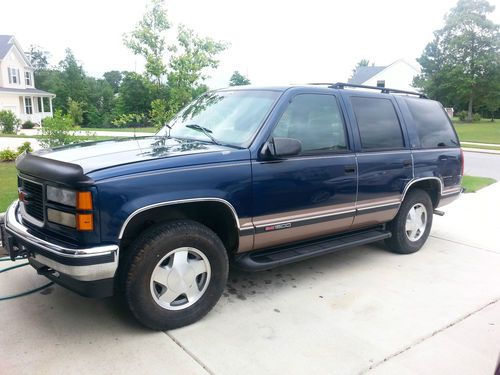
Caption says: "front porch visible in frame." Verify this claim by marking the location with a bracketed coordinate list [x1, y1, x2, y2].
[18, 94, 53, 125]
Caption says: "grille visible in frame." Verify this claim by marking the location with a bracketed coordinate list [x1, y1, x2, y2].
[21, 179, 44, 222]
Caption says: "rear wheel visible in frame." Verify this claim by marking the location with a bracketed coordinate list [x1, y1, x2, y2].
[124, 220, 228, 330]
[385, 189, 433, 254]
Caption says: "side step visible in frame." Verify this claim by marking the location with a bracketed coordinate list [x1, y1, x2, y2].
[234, 229, 391, 271]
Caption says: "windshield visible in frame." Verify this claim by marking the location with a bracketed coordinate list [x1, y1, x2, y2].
[157, 90, 281, 147]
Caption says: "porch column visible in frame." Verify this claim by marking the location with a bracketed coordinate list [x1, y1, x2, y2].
[41, 96, 45, 113]
[31, 96, 34, 115]
[49, 97, 53, 114]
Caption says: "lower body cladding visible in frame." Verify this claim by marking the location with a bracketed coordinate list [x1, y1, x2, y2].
[2, 201, 118, 298]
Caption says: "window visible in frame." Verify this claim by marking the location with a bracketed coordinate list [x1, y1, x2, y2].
[405, 98, 459, 148]
[25, 72, 32, 86]
[272, 94, 347, 154]
[351, 97, 404, 150]
[37, 97, 43, 113]
[25, 97, 33, 114]
[8, 67, 20, 84]
[376, 80, 385, 88]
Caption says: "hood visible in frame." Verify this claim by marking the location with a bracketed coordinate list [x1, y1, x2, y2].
[34, 136, 238, 174]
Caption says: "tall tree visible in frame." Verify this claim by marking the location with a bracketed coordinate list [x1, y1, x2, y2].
[27, 45, 49, 71]
[350, 59, 372, 79]
[229, 71, 251, 86]
[103, 70, 123, 93]
[123, 0, 170, 90]
[414, 0, 499, 122]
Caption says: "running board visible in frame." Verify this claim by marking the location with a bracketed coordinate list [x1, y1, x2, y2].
[234, 229, 391, 271]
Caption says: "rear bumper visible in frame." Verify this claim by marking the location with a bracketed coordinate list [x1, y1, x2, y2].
[2, 201, 118, 297]
[438, 187, 463, 208]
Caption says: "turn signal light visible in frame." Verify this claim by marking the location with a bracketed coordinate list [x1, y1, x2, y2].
[77, 192, 93, 210]
[76, 213, 94, 231]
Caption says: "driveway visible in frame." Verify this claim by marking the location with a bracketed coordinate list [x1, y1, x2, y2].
[1, 185, 499, 375]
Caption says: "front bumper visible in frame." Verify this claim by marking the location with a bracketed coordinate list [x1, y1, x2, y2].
[1, 201, 118, 297]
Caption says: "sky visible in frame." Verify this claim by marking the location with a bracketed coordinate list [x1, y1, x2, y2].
[1, 0, 499, 89]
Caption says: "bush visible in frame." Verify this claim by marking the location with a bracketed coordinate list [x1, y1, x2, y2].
[17, 141, 33, 154]
[21, 120, 36, 129]
[472, 113, 482, 122]
[0, 110, 20, 134]
[457, 111, 467, 121]
[0, 148, 18, 162]
[40, 110, 78, 148]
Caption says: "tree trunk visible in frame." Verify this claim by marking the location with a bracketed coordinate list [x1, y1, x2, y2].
[467, 93, 473, 123]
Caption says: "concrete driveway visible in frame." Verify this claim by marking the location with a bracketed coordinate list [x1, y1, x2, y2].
[1, 184, 499, 375]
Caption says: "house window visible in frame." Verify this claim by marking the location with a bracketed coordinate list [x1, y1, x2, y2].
[25, 72, 32, 86]
[8, 67, 20, 84]
[25, 97, 33, 114]
[37, 97, 42, 113]
[376, 80, 385, 88]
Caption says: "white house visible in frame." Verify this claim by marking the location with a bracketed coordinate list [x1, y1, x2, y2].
[0, 35, 55, 125]
[348, 59, 420, 92]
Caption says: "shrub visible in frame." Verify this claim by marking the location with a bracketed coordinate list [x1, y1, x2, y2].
[472, 113, 482, 122]
[21, 120, 36, 129]
[40, 110, 79, 148]
[0, 148, 18, 162]
[17, 141, 33, 154]
[0, 110, 20, 134]
[457, 111, 467, 121]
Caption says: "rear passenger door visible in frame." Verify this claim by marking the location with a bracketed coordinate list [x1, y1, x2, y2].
[251, 93, 357, 249]
[346, 95, 413, 228]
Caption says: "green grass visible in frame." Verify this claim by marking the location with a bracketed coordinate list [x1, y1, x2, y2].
[0, 134, 115, 141]
[452, 119, 500, 145]
[462, 175, 496, 193]
[0, 162, 18, 212]
[80, 127, 156, 133]
[460, 143, 500, 151]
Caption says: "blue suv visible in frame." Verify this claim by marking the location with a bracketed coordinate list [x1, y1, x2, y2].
[1, 83, 463, 330]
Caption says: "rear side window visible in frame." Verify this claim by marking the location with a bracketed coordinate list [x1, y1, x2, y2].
[351, 97, 404, 150]
[405, 98, 459, 148]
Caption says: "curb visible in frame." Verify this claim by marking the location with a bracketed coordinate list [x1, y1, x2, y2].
[462, 147, 500, 155]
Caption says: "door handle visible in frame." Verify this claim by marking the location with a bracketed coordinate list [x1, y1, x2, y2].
[403, 160, 412, 168]
[345, 164, 356, 174]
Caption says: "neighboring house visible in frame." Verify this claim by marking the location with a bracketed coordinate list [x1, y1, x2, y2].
[0, 35, 55, 125]
[348, 59, 420, 92]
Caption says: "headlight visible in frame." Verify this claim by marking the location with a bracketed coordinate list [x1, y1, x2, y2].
[47, 208, 76, 228]
[47, 186, 76, 207]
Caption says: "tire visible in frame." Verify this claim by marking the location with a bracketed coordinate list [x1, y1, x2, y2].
[123, 220, 228, 330]
[385, 189, 433, 254]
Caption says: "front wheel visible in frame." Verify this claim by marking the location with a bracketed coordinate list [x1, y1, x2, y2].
[385, 189, 433, 254]
[124, 220, 228, 330]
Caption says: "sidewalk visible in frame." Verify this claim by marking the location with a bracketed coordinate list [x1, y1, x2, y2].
[1, 183, 499, 374]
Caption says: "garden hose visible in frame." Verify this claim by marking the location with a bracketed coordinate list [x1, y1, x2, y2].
[0, 256, 54, 301]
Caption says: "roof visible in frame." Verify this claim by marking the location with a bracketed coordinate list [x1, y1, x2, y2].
[0, 35, 14, 59]
[0, 87, 55, 96]
[348, 65, 387, 85]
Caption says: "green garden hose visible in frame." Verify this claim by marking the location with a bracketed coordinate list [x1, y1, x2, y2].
[0, 256, 54, 301]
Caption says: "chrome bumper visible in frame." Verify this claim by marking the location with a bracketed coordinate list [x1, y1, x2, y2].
[3, 201, 118, 281]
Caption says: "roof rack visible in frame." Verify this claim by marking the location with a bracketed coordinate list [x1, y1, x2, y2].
[307, 82, 427, 98]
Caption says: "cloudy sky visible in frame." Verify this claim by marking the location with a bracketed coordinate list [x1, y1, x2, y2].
[2, 0, 499, 88]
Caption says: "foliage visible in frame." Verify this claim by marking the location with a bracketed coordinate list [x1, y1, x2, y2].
[67, 98, 85, 125]
[0, 149, 18, 162]
[112, 113, 148, 128]
[0, 110, 20, 134]
[28, 45, 49, 71]
[103, 70, 123, 93]
[461, 175, 496, 192]
[21, 120, 36, 129]
[123, 0, 170, 89]
[39, 110, 79, 148]
[229, 71, 251, 86]
[414, 0, 500, 122]
[473, 113, 482, 122]
[150, 99, 169, 129]
[115, 72, 154, 116]
[17, 141, 33, 154]
[458, 110, 468, 121]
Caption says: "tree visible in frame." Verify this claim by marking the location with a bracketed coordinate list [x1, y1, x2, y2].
[116, 72, 153, 116]
[414, 0, 500, 122]
[167, 24, 227, 113]
[55, 49, 88, 111]
[350, 59, 372, 79]
[123, 0, 170, 90]
[67, 98, 84, 125]
[229, 71, 250, 86]
[27, 45, 49, 71]
[103, 70, 123, 93]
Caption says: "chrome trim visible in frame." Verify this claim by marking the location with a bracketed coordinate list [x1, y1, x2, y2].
[401, 177, 443, 201]
[5, 201, 118, 258]
[357, 201, 401, 211]
[254, 209, 356, 228]
[441, 187, 462, 196]
[18, 176, 45, 227]
[118, 197, 241, 239]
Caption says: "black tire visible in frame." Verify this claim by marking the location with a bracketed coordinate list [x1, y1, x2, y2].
[123, 220, 228, 330]
[385, 189, 433, 254]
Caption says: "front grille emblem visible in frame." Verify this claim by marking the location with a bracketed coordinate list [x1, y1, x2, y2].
[18, 190, 31, 205]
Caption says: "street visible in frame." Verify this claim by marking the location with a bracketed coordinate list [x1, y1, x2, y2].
[464, 151, 500, 180]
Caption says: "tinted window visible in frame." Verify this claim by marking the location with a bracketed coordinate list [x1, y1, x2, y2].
[405, 98, 459, 148]
[272, 94, 347, 154]
[351, 97, 404, 150]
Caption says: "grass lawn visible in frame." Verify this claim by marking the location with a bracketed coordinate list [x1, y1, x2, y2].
[460, 143, 500, 151]
[461, 175, 496, 193]
[81, 127, 156, 133]
[0, 134, 115, 141]
[452, 119, 500, 145]
[0, 162, 18, 212]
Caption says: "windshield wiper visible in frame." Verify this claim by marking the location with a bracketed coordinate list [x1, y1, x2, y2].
[185, 124, 220, 145]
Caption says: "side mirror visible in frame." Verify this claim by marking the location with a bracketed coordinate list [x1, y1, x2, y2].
[263, 137, 302, 159]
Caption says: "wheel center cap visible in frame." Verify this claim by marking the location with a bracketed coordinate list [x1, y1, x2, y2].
[167, 265, 195, 293]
